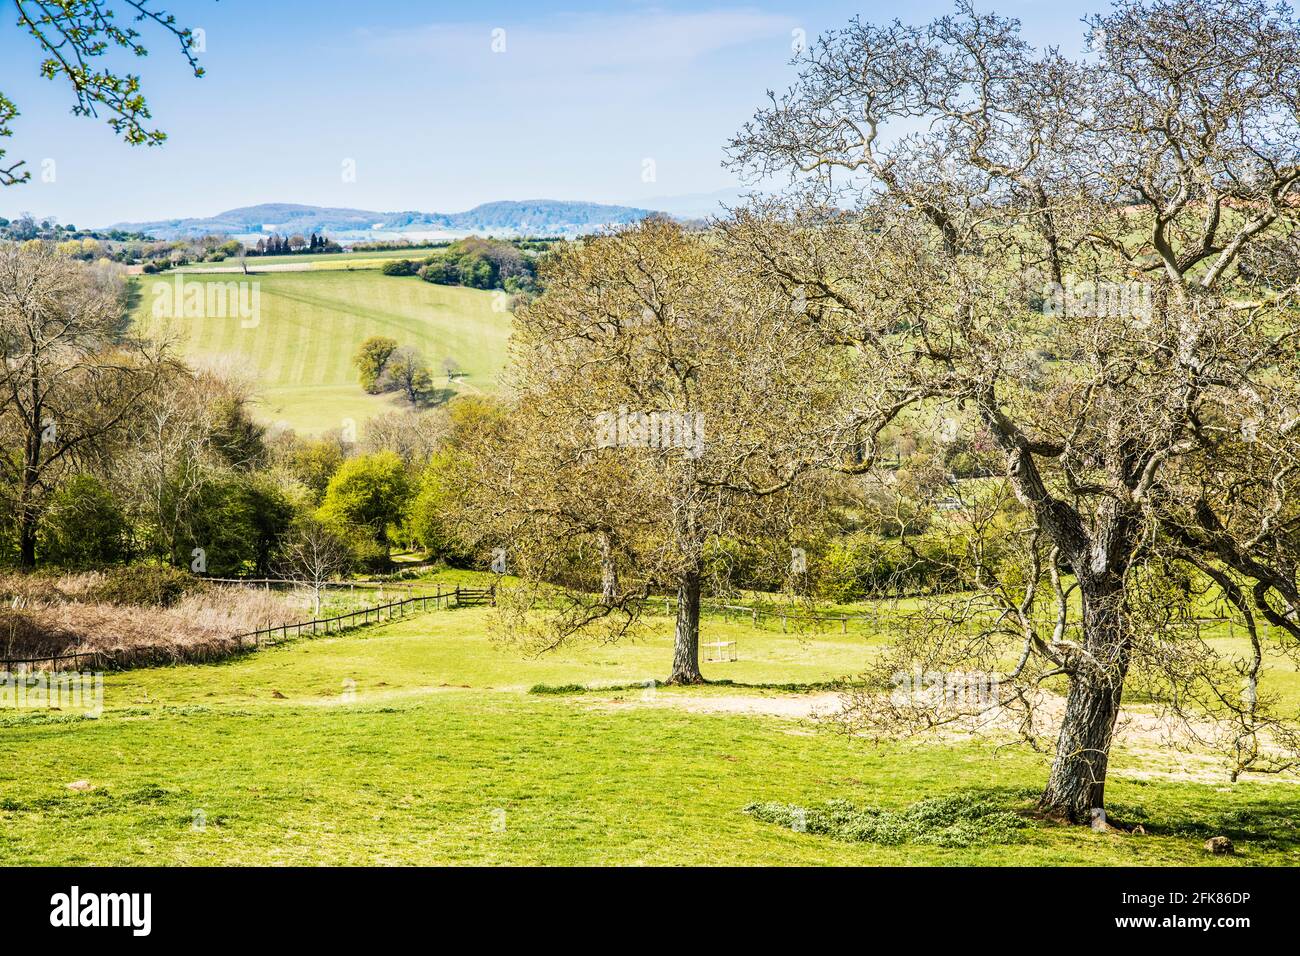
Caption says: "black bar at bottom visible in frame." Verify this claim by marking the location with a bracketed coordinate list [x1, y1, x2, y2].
[0, 866, 1289, 941]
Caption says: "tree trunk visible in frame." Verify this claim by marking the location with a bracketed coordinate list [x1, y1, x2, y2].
[18, 375, 42, 570]
[666, 569, 704, 684]
[1040, 573, 1131, 823]
[598, 531, 618, 605]
[17, 510, 37, 569]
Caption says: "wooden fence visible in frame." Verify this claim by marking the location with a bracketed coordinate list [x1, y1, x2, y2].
[659, 596, 1252, 639]
[0, 584, 494, 673]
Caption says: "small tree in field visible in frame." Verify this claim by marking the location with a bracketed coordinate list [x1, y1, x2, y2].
[278, 517, 352, 616]
[353, 336, 398, 394]
[450, 219, 848, 684]
[382, 347, 434, 405]
[727, 0, 1300, 821]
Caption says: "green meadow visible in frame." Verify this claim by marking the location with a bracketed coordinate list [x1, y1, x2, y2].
[132, 271, 512, 434]
[4, 580, 1297, 866]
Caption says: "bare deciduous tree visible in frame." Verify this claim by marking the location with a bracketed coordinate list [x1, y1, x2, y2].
[277, 518, 352, 616]
[0, 244, 163, 567]
[727, 0, 1300, 821]
[451, 219, 847, 684]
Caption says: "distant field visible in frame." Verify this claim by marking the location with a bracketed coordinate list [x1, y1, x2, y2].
[181, 247, 449, 271]
[133, 271, 512, 434]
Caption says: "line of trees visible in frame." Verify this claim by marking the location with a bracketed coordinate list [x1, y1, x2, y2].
[252, 233, 341, 256]
[0, 243, 476, 578]
[381, 237, 540, 294]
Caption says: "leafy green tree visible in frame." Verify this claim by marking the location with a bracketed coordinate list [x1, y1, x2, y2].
[282, 437, 347, 503]
[240, 475, 297, 576]
[381, 347, 434, 405]
[353, 336, 398, 394]
[408, 451, 473, 565]
[182, 474, 294, 576]
[208, 393, 268, 470]
[381, 259, 419, 277]
[457, 253, 495, 289]
[418, 257, 459, 285]
[316, 451, 413, 561]
[37, 474, 131, 567]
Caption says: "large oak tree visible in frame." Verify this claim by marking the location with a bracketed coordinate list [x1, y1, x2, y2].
[727, 0, 1300, 821]
[451, 219, 849, 684]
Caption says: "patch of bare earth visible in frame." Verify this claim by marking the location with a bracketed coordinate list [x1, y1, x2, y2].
[578, 687, 1298, 785]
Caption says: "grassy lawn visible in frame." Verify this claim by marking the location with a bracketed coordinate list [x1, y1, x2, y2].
[132, 271, 511, 433]
[3, 598, 1297, 866]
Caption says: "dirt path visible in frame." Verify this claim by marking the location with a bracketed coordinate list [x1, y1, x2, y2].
[585, 691, 844, 720]
[578, 687, 1299, 786]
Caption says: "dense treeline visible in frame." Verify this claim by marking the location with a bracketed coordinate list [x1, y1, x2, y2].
[0, 243, 492, 577]
[250, 232, 341, 256]
[381, 236, 542, 293]
[0, 239, 971, 595]
[0, 214, 150, 244]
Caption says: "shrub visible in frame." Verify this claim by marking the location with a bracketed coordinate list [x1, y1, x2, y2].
[86, 564, 206, 607]
[381, 259, 418, 277]
[743, 792, 1028, 848]
[37, 475, 131, 568]
[528, 683, 587, 695]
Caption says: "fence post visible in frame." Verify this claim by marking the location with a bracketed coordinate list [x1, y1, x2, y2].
[841, 615, 847, 634]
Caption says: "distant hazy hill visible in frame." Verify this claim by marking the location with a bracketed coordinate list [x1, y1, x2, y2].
[109, 199, 660, 240]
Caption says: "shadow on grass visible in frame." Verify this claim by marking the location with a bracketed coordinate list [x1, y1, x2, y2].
[746, 784, 1300, 856]
[1105, 798, 1300, 853]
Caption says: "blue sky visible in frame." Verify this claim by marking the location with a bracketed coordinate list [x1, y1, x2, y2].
[0, 1, 1098, 227]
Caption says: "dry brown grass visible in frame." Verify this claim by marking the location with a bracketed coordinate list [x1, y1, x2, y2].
[0, 575, 311, 670]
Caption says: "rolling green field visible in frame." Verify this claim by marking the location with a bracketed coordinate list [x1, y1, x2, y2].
[132, 271, 512, 433]
[4, 582, 1298, 866]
